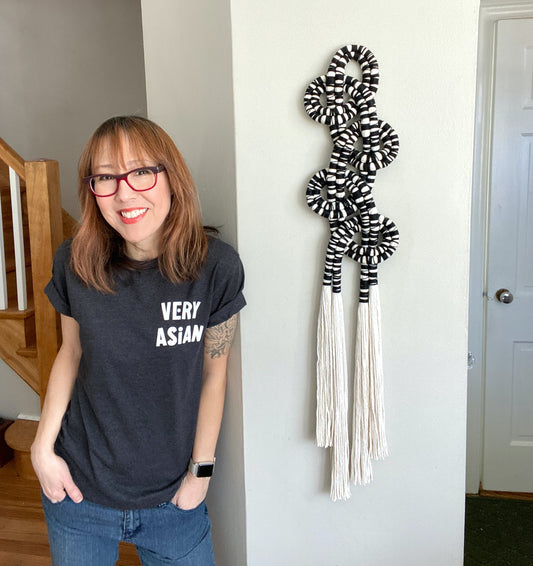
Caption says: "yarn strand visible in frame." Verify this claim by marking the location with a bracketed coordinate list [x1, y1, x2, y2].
[316, 286, 334, 447]
[331, 291, 351, 500]
[368, 284, 388, 460]
[350, 301, 373, 485]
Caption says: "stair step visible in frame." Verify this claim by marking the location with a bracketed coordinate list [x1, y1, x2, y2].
[0, 302, 35, 320]
[16, 345, 37, 358]
[5, 419, 39, 480]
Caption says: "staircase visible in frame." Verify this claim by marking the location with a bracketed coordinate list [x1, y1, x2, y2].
[0, 137, 76, 477]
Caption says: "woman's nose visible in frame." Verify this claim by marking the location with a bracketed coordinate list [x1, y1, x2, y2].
[115, 178, 135, 199]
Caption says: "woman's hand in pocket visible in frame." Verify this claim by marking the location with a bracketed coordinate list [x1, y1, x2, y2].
[31, 444, 83, 504]
[172, 472, 209, 510]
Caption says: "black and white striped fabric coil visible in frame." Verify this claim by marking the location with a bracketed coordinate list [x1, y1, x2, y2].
[304, 44, 399, 299]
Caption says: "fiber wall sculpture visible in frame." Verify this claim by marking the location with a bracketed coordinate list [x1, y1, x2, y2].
[303, 45, 400, 501]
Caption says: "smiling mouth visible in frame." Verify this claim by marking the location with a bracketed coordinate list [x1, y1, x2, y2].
[118, 208, 149, 225]
[120, 208, 148, 219]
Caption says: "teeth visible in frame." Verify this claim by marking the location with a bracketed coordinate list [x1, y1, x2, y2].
[121, 208, 147, 219]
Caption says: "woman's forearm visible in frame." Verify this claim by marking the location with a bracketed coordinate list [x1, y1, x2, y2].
[173, 315, 238, 509]
[32, 315, 81, 452]
[192, 360, 227, 462]
[191, 314, 239, 462]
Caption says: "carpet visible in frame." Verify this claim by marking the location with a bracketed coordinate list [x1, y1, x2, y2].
[464, 496, 533, 565]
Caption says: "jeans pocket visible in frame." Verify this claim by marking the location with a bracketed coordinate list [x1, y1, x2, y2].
[167, 499, 206, 515]
[41, 491, 71, 506]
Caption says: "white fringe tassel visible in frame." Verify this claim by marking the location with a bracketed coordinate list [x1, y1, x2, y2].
[317, 285, 387, 496]
[316, 286, 351, 500]
[350, 301, 373, 485]
[350, 284, 389, 485]
[368, 285, 388, 460]
[330, 291, 350, 501]
[316, 286, 334, 447]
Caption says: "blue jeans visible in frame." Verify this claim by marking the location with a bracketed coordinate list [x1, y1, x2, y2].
[41, 493, 215, 565]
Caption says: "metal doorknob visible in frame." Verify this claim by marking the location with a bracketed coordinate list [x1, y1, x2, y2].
[495, 289, 514, 304]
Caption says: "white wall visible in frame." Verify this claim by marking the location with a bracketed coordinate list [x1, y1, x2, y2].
[0, 367, 41, 420]
[143, 0, 479, 564]
[0, 0, 147, 419]
[141, 0, 238, 245]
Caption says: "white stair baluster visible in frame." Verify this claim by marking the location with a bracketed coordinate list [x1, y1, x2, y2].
[0, 186, 6, 310]
[9, 167, 27, 311]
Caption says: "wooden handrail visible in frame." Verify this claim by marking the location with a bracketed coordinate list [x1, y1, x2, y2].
[25, 159, 64, 405]
[0, 137, 26, 179]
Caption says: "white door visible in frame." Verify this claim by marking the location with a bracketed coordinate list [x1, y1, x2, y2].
[483, 18, 533, 492]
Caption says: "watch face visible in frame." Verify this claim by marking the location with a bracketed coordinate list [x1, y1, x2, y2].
[196, 464, 215, 478]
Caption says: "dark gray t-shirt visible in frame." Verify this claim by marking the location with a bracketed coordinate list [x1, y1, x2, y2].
[45, 237, 245, 510]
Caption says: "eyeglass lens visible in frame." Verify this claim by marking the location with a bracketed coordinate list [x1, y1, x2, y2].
[91, 168, 157, 196]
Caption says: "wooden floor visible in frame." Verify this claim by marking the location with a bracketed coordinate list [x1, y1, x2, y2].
[0, 459, 141, 565]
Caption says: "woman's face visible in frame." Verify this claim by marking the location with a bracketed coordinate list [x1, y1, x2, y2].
[93, 138, 171, 261]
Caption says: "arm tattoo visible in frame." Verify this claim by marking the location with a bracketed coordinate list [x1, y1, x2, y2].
[204, 314, 238, 359]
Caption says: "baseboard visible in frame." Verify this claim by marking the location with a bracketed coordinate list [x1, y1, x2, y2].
[479, 487, 533, 501]
[17, 413, 40, 422]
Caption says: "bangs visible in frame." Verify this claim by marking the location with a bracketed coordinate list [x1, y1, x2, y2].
[84, 117, 168, 175]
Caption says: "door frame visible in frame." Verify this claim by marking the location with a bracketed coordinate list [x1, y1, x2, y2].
[467, 0, 533, 494]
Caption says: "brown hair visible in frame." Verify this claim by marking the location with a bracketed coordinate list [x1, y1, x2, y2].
[71, 116, 208, 293]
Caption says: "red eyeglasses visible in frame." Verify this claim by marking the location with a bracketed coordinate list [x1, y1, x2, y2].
[83, 165, 166, 197]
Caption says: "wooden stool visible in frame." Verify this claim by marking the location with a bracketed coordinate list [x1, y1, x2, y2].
[5, 419, 39, 480]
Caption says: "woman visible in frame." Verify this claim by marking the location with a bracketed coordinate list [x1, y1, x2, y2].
[31, 116, 245, 565]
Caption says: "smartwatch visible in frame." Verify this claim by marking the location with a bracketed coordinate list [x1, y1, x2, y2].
[188, 458, 216, 478]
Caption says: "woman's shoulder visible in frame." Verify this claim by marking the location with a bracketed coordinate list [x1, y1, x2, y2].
[204, 236, 244, 281]
[53, 238, 74, 263]
[206, 235, 242, 265]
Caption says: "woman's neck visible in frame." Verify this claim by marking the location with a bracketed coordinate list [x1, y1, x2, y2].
[124, 241, 159, 261]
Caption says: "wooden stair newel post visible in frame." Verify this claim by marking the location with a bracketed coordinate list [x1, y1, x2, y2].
[24, 160, 64, 407]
